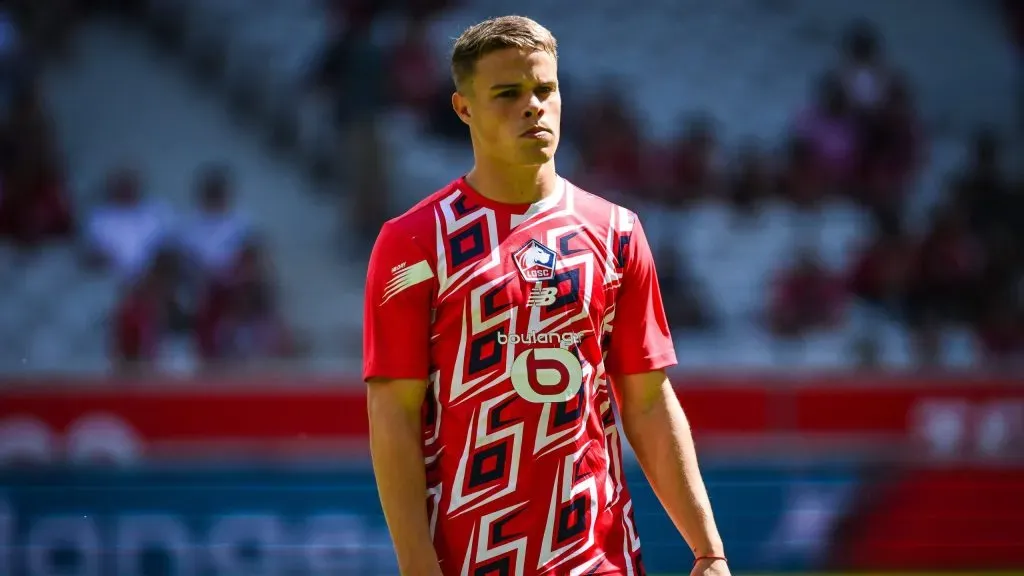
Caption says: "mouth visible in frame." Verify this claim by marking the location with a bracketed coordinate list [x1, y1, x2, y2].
[520, 126, 551, 137]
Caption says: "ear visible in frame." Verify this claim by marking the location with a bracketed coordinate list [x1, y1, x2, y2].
[452, 91, 472, 126]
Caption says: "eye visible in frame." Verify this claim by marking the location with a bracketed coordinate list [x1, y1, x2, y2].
[536, 86, 555, 96]
[497, 90, 518, 99]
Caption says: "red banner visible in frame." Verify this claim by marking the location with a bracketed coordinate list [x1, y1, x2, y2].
[834, 467, 1024, 570]
[0, 375, 1021, 463]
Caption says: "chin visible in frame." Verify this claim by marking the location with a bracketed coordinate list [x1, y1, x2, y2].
[517, 145, 557, 166]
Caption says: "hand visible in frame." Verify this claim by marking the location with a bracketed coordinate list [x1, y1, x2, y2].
[690, 557, 730, 576]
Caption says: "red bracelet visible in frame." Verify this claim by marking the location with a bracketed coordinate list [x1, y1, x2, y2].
[693, 555, 727, 564]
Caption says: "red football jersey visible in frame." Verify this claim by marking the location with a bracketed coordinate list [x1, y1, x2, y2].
[363, 176, 676, 576]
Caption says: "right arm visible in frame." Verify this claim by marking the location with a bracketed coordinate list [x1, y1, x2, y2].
[367, 377, 440, 576]
[362, 221, 440, 576]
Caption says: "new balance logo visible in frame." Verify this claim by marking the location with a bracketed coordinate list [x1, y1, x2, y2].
[527, 286, 558, 307]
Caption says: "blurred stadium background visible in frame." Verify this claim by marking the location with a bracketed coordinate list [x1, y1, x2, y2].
[0, 0, 1022, 574]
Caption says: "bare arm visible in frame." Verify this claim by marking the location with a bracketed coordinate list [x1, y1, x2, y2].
[613, 369, 725, 559]
[367, 377, 442, 576]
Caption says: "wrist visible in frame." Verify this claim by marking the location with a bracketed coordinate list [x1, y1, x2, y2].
[693, 538, 726, 558]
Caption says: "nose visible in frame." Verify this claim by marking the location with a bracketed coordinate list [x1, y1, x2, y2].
[523, 94, 544, 119]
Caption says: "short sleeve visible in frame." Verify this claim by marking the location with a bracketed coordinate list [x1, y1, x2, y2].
[604, 213, 677, 375]
[362, 221, 436, 382]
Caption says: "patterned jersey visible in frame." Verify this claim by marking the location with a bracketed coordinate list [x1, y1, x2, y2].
[363, 176, 676, 576]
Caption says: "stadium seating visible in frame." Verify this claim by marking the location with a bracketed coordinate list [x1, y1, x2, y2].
[1, 0, 1017, 374]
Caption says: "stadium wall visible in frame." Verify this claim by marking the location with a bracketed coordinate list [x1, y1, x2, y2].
[0, 375, 1021, 574]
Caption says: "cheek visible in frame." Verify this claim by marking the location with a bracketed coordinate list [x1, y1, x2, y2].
[546, 95, 562, 116]
[476, 109, 511, 138]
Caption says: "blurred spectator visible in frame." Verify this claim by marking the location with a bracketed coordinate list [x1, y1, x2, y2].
[768, 248, 845, 338]
[404, 0, 458, 22]
[974, 227, 1024, 367]
[836, 20, 891, 114]
[195, 234, 272, 332]
[912, 311, 943, 368]
[1, 78, 55, 164]
[847, 217, 913, 318]
[326, 0, 379, 35]
[857, 74, 925, 216]
[195, 236, 298, 365]
[112, 247, 190, 372]
[792, 73, 859, 187]
[83, 167, 174, 279]
[975, 229, 1022, 309]
[348, 116, 391, 255]
[178, 164, 251, 279]
[655, 241, 714, 331]
[7, 0, 80, 60]
[314, 17, 386, 132]
[976, 296, 1024, 370]
[850, 332, 882, 369]
[324, 0, 454, 32]
[426, 84, 468, 141]
[573, 89, 646, 197]
[728, 142, 773, 220]
[908, 203, 985, 326]
[0, 81, 73, 248]
[0, 146, 73, 248]
[0, 7, 34, 119]
[951, 129, 1017, 245]
[777, 137, 828, 210]
[660, 114, 723, 205]
[389, 20, 440, 117]
[202, 280, 296, 365]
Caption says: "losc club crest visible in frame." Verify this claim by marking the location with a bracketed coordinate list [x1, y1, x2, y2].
[513, 239, 557, 282]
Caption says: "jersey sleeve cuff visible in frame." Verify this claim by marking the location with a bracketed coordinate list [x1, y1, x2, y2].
[363, 368, 431, 383]
[609, 350, 678, 376]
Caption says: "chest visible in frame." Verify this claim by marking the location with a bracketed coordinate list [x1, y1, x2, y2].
[431, 222, 618, 341]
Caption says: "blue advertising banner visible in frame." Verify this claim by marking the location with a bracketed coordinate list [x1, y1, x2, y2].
[0, 463, 863, 575]
[629, 463, 864, 574]
[0, 467, 397, 576]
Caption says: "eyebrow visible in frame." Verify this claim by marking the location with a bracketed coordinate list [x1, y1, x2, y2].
[489, 81, 556, 91]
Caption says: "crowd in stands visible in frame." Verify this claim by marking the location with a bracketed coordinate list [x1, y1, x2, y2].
[1, 1, 1021, 372]
[0, 2, 298, 372]
[359, 9, 1024, 369]
[95, 165, 298, 372]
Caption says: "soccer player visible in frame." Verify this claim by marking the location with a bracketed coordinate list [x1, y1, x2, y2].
[363, 15, 730, 576]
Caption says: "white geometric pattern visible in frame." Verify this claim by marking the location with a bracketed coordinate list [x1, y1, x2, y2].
[435, 191, 502, 299]
[460, 501, 530, 576]
[450, 271, 518, 406]
[538, 442, 600, 572]
[449, 391, 524, 518]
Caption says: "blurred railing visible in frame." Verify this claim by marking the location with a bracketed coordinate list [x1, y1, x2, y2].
[0, 371, 1021, 465]
[0, 372, 1021, 574]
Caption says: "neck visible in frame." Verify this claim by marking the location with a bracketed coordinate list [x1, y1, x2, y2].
[465, 156, 558, 205]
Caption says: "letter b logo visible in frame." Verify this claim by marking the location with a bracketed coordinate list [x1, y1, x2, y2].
[510, 348, 583, 403]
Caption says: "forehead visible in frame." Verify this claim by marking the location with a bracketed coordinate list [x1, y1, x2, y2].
[472, 48, 557, 89]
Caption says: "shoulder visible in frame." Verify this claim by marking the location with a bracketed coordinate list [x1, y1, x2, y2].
[566, 179, 639, 235]
[376, 179, 463, 250]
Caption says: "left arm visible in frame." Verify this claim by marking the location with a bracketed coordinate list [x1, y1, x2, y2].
[604, 212, 728, 575]
[614, 369, 725, 562]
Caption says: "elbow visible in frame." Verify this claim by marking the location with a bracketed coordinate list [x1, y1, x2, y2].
[618, 382, 687, 438]
[366, 387, 401, 428]
[366, 378, 427, 433]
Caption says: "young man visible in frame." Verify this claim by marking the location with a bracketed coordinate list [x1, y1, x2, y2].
[363, 15, 729, 576]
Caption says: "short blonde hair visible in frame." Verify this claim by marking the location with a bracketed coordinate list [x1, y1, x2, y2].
[450, 15, 558, 93]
